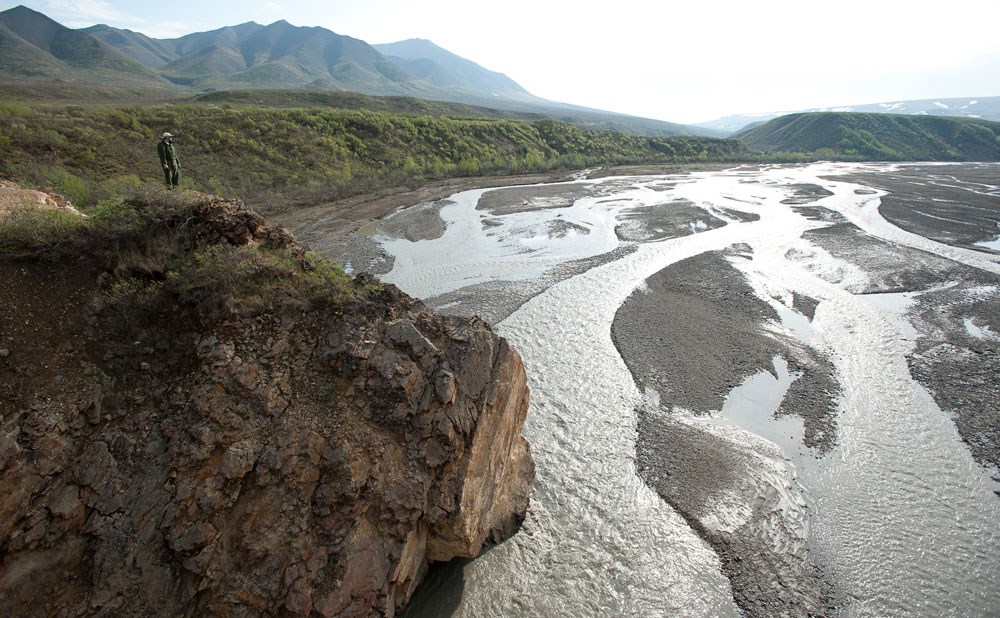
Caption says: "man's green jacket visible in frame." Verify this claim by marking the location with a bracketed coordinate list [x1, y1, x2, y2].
[158, 140, 178, 167]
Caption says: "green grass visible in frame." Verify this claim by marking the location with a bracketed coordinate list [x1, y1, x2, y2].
[737, 112, 1000, 161]
[0, 202, 89, 259]
[164, 244, 354, 317]
[3, 187, 362, 338]
[193, 89, 541, 119]
[0, 187, 206, 261]
[0, 101, 750, 211]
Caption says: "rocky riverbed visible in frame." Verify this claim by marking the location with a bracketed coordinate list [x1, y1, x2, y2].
[286, 162, 1000, 617]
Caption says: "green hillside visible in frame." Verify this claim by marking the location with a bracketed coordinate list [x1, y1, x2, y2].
[0, 23, 65, 76]
[0, 7, 723, 138]
[81, 24, 180, 67]
[159, 44, 248, 85]
[0, 6, 158, 78]
[191, 90, 538, 117]
[736, 112, 1000, 161]
[0, 102, 747, 213]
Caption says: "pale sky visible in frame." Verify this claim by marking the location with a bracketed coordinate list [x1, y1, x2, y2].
[4, 0, 1000, 124]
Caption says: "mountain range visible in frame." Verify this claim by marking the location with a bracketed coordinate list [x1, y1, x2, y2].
[3, 5, 998, 145]
[0, 5, 161, 82]
[0, 5, 711, 137]
[698, 97, 1000, 133]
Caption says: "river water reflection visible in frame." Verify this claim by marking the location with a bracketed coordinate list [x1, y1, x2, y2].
[384, 163, 1000, 617]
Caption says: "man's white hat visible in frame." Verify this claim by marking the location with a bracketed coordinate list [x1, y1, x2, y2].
[162, 132, 174, 138]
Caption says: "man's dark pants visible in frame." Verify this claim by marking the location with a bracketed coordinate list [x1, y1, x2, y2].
[163, 165, 179, 188]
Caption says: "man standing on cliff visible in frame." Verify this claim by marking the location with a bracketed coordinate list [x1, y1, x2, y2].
[157, 132, 180, 188]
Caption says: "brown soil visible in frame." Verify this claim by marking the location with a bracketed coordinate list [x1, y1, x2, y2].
[0, 259, 100, 424]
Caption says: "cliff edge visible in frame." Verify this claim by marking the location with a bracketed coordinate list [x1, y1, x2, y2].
[0, 188, 534, 616]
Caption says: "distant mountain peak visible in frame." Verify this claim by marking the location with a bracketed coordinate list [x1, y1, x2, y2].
[373, 38, 532, 99]
[0, 6, 720, 138]
[3, 4, 43, 17]
[218, 21, 264, 32]
[1, 3, 64, 37]
[376, 38, 466, 61]
[0, 4, 161, 78]
[390, 38, 443, 48]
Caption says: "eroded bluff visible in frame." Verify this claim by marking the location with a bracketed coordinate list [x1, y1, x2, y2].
[0, 192, 534, 616]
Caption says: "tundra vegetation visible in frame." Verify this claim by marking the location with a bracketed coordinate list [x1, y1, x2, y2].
[736, 112, 1000, 161]
[0, 188, 359, 330]
[0, 100, 748, 213]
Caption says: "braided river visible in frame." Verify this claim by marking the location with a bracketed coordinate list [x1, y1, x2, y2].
[359, 163, 1000, 617]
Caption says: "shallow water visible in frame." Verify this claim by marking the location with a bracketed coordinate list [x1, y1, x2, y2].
[977, 235, 1000, 251]
[382, 163, 1000, 616]
[714, 356, 805, 458]
[379, 184, 626, 299]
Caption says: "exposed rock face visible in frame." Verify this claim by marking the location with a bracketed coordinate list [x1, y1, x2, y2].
[0, 191, 534, 617]
[0, 179, 83, 216]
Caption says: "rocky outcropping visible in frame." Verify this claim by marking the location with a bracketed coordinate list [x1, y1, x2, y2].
[0, 190, 534, 616]
[0, 179, 83, 216]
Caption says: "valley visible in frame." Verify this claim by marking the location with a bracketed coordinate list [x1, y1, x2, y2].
[2, 4, 1000, 616]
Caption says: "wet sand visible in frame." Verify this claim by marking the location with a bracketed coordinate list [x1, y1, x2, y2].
[815, 166, 1000, 472]
[611, 252, 841, 618]
[830, 164, 1000, 250]
[308, 169, 733, 324]
[275, 171, 576, 278]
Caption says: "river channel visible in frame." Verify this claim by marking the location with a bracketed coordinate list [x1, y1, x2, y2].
[348, 163, 1000, 616]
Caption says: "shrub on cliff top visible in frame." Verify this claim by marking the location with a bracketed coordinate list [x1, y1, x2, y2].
[0, 203, 88, 260]
[0, 186, 198, 261]
[164, 244, 353, 319]
[3, 184, 361, 332]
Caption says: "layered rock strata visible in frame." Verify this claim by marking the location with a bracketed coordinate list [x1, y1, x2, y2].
[0, 192, 534, 617]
